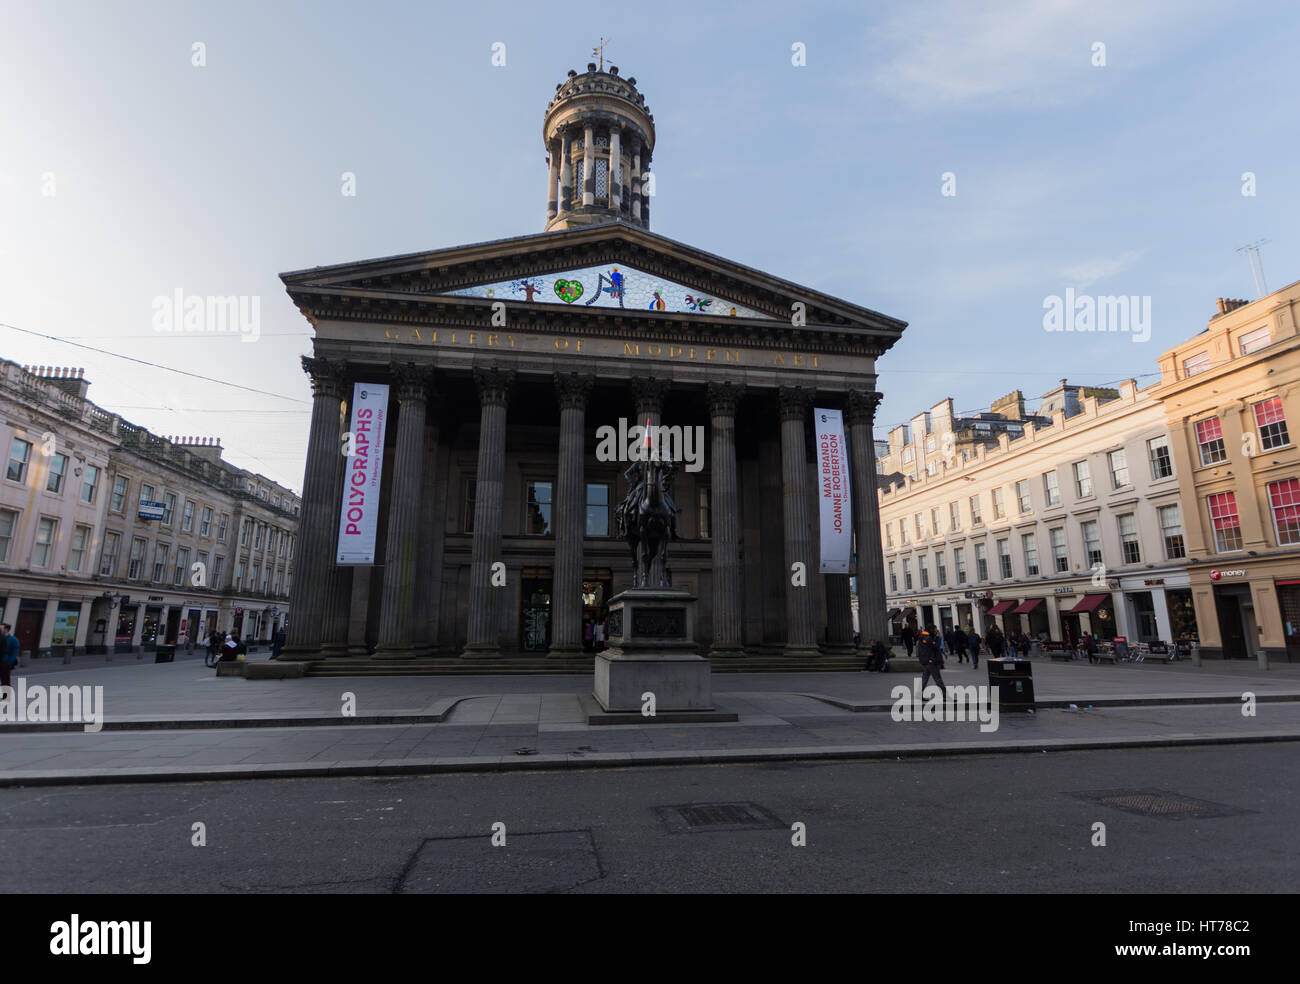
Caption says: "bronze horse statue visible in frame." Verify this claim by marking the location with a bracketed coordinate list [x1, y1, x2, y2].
[617, 455, 679, 588]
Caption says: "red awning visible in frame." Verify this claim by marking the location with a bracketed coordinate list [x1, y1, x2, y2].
[987, 600, 1017, 616]
[1010, 598, 1043, 615]
[1068, 593, 1110, 614]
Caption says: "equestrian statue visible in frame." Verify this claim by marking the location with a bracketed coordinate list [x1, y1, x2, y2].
[616, 453, 680, 588]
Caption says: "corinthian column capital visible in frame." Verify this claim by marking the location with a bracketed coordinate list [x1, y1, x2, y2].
[777, 385, 810, 422]
[301, 356, 347, 400]
[392, 362, 434, 403]
[845, 389, 884, 427]
[554, 371, 594, 411]
[473, 367, 515, 408]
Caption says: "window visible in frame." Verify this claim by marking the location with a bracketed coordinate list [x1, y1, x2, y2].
[935, 552, 947, 586]
[1239, 325, 1271, 355]
[526, 481, 553, 535]
[274, 569, 283, 595]
[261, 567, 271, 593]
[174, 547, 190, 586]
[885, 523, 893, 549]
[279, 530, 288, 556]
[1207, 492, 1242, 552]
[1022, 534, 1039, 576]
[1194, 417, 1227, 466]
[33, 517, 56, 567]
[1050, 528, 1068, 572]
[992, 488, 1005, 520]
[254, 524, 265, 550]
[1081, 520, 1102, 567]
[594, 157, 608, 197]
[925, 435, 936, 453]
[69, 525, 91, 572]
[1042, 471, 1061, 507]
[217, 513, 229, 542]
[1117, 513, 1141, 563]
[252, 563, 261, 591]
[919, 556, 929, 588]
[899, 520, 909, 546]
[153, 542, 169, 582]
[888, 562, 897, 592]
[46, 453, 68, 494]
[81, 464, 100, 504]
[267, 530, 277, 556]
[1148, 435, 1173, 479]
[201, 506, 213, 537]
[139, 484, 154, 511]
[1254, 397, 1291, 451]
[693, 486, 708, 540]
[196, 551, 209, 586]
[1269, 479, 1300, 546]
[903, 560, 912, 590]
[128, 537, 146, 580]
[974, 543, 988, 581]
[99, 531, 121, 576]
[949, 501, 960, 532]
[902, 447, 915, 464]
[0, 508, 16, 562]
[182, 500, 195, 533]
[998, 538, 1012, 578]
[111, 475, 128, 512]
[233, 561, 244, 590]
[931, 507, 941, 534]
[1073, 460, 1093, 498]
[1158, 505, 1186, 559]
[914, 513, 924, 539]
[463, 479, 477, 533]
[1183, 351, 1211, 377]
[7, 438, 32, 483]
[954, 547, 967, 582]
[213, 555, 225, 589]
[969, 495, 982, 525]
[241, 519, 251, 546]
[1016, 480, 1032, 513]
[162, 492, 176, 526]
[288, 537, 294, 560]
[1108, 448, 1130, 489]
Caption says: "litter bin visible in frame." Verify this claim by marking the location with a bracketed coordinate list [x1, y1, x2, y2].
[154, 645, 176, 663]
[988, 657, 1035, 710]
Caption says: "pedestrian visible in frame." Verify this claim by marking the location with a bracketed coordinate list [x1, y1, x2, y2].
[987, 625, 1005, 659]
[917, 630, 945, 694]
[0, 623, 19, 693]
[951, 624, 968, 664]
[967, 626, 983, 669]
[593, 618, 605, 651]
[272, 626, 286, 661]
[901, 623, 915, 658]
[1083, 631, 1098, 664]
[218, 633, 238, 662]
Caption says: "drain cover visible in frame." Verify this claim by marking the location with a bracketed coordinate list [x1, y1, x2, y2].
[1073, 789, 1252, 820]
[655, 802, 784, 834]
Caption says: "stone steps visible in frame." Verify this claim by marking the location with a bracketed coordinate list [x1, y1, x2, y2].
[302, 656, 871, 677]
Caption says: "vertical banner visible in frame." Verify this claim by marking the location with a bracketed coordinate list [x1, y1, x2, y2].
[336, 382, 389, 565]
[815, 407, 853, 574]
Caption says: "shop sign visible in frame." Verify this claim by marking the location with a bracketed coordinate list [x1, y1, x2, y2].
[1210, 569, 1247, 580]
[1143, 578, 1165, 586]
[147, 595, 164, 602]
[1052, 586, 1075, 594]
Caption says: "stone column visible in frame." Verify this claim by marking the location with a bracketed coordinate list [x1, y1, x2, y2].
[630, 139, 642, 222]
[546, 138, 560, 222]
[778, 386, 819, 657]
[462, 368, 514, 658]
[847, 389, 888, 650]
[608, 127, 621, 211]
[708, 381, 745, 658]
[825, 574, 854, 651]
[284, 356, 345, 660]
[320, 384, 353, 657]
[550, 372, 593, 656]
[374, 365, 432, 659]
[559, 129, 573, 214]
[583, 123, 595, 206]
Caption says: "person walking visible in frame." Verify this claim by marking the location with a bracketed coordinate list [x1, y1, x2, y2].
[966, 626, 983, 669]
[0, 623, 19, 692]
[987, 625, 1005, 659]
[271, 626, 286, 661]
[918, 630, 945, 695]
[951, 624, 968, 664]
[900, 623, 915, 658]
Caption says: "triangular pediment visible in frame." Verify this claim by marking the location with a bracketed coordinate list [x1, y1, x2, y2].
[441, 263, 775, 319]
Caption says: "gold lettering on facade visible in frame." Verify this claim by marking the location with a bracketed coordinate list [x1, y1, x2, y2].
[792, 354, 803, 367]
[507, 335, 516, 348]
[726, 350, 740, 362]
[772, 353, 785, 366]
[706, 349, 715, 361]
[648, 344, 662, 356]
[385, 327, 398, 340]
[467, 333, 476, 346]
[488, 334, 498, 346]
[410, 328, 422, 343]
[624, 342, 639, 356]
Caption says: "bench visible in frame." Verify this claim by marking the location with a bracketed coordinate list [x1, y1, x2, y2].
[1143, 643, 1176, 664]
[1045, 642, 1071, 661]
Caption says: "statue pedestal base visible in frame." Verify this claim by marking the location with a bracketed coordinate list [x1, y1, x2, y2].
[593, 588, 715, 713]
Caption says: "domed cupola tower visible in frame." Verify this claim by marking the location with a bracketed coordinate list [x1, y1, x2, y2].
[544, 63, 655, 232]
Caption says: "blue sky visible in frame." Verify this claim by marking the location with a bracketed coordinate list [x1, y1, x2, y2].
[2, 0, 1297, 490]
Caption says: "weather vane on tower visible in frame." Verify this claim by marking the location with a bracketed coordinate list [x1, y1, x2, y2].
[593, 36, 611, 71]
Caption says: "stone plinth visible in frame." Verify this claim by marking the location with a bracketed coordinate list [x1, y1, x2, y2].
[593, 588, 714, 713]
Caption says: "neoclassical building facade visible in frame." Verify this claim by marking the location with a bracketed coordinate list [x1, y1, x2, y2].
[280, 64, 905, 666]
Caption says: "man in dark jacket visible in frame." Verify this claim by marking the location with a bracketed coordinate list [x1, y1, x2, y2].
[951, 626, 968, 664]
[967, 627, 983, 669]
[271, 627, 286, 661]
[900, 623, 915, 658]
[918, 630, 945, 694]
[864, 639, 890, 672]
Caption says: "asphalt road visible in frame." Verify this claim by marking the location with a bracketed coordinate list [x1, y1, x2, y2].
[3, 742, 1293, 893]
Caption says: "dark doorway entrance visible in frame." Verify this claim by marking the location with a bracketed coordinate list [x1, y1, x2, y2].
[1214, 589, 1248, 659]
[15, 605, 43, 658]
[520, 571, 552, 653]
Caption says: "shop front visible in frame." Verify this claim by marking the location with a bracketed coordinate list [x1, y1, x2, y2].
[51, 602, 81, 654]
[1067, 592, 1118, 642]
[1278, 578, 1300, 661]
[1211, 583, 1253, 660]
[986, 599, 1017, 634]
[115, 604, 137, 653]
[141, 605, 163, 648]
[1010, 598, 1049, 639]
